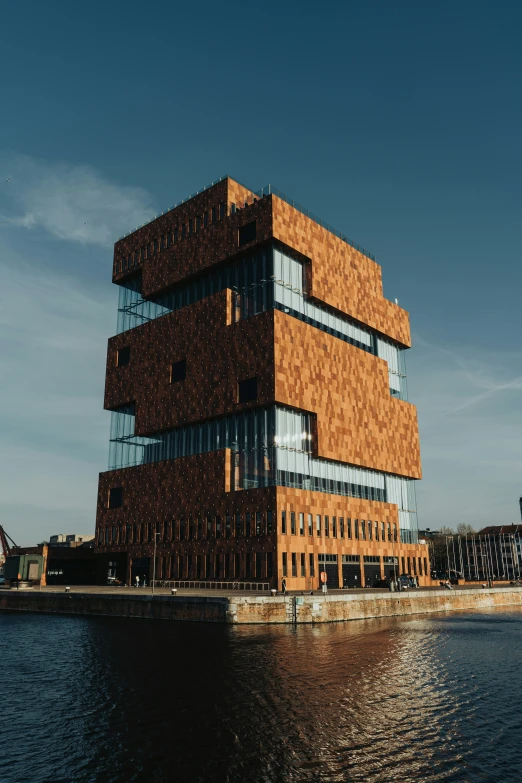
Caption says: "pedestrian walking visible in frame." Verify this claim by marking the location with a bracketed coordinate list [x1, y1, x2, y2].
[281, 578, 287, 595]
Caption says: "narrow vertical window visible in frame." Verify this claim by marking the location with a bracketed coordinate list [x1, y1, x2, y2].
[291, 553, 297, 577]
[211, 206, 217, 223]
[282, 552, 287, 577]
[393, 523, 398, 542]
[245, 512, 251, 537]
[117, 347, 130, 367]
[219, 202, 226, 220]
[308, 514, 313, 536]
[170, 360, 186, 382]
[332, 517, 337, 538]
[203, 211, 209, 228]
[174, 228, 179, 243]
[347, 518, 352, 539]
[309, 553, 315, 577]
[340, 518, 344, 538]
[300, 553, 306, 577]
[325, 516, 329, 537]
[299, 513, 304, 536]
[375, 521, 379, 541]
[255, 512, 261, 536]
[355, 520, 359, 540]
[226, 515, 231, 538]
[108, 487, 123, 508]
[235, 513, 241, 537]
[387, 522, 392, 542]
[282, 511, 287, 534]
[316, 515, 321, 536]
[291, 512, 296, 535]
[182, 223, 187, 238]
[267, 510, 273, 534]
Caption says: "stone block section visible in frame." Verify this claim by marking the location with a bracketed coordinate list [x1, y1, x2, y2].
[274, 310, 421, 478]
[104, 291, 275, 434]
[271, 195, 411, 346]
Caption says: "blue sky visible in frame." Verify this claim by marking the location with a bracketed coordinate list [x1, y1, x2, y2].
[1, 1, 521, 545]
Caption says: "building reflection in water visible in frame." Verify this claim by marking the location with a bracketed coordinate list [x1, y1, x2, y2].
[2, 609, 521, 783]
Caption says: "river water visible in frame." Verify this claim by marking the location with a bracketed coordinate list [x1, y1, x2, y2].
[1, 609, 520, 783]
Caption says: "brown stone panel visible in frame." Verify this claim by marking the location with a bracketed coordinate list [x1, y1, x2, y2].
[274, 486, 430, 589]
[104, 291, 275, 434]
[113, 178, 271, 298]
[271, 196, 411, 346]
[273, 310, 421, 479]
[96, 450, 278, 570]
[141, 199, 272, 298]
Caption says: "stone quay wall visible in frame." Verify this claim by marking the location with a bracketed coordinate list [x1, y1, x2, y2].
[1, 587, 522, 624]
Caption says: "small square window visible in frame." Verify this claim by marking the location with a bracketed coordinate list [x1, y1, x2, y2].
[238, 377, 257, 403]
[108, 487, 123, 509]
[238, 221, 256, 246]
[117, 347, 131, 367]
[171, 360, 186, 383]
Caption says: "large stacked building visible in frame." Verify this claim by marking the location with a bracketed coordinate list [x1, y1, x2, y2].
[95, 176, 430, 589]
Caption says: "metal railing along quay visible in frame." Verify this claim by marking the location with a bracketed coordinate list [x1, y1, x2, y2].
[152, 580, 271, 592]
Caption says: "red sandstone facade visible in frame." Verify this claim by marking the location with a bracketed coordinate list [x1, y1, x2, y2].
[95, 176, 430, 588]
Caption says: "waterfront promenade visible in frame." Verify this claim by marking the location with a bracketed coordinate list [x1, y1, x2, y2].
[1, 584, 521, 624]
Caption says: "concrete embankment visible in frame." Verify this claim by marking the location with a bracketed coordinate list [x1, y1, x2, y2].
[1, 586, 522, 624]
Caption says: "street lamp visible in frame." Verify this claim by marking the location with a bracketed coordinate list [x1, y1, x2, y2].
[152, 530, 160, 596]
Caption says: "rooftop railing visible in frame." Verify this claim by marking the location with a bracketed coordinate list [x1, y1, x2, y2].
[254, 184, 375, 262]
[116, 174, 233, 240]
[117, 177, 376, 263]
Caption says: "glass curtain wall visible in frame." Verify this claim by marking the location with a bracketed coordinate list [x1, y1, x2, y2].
[108, 404, 418, 541]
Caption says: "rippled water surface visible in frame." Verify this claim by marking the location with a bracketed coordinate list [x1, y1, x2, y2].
[1, 609, 521, 783]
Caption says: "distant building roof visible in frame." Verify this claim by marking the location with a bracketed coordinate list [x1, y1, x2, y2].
[478, 525, 522, 536]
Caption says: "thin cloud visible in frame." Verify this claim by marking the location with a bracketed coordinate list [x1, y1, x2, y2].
[408, 337, 522, 530]
[0, 154, 156, 246]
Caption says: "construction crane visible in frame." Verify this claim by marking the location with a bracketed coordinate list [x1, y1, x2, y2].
[0, 525, 18, 559]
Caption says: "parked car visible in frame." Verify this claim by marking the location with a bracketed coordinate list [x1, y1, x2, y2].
[398, 574, 418, 589]
[107, 576, 123, 586]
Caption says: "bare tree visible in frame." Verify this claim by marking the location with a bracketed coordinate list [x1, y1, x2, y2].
[457, 523, 476, 536]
